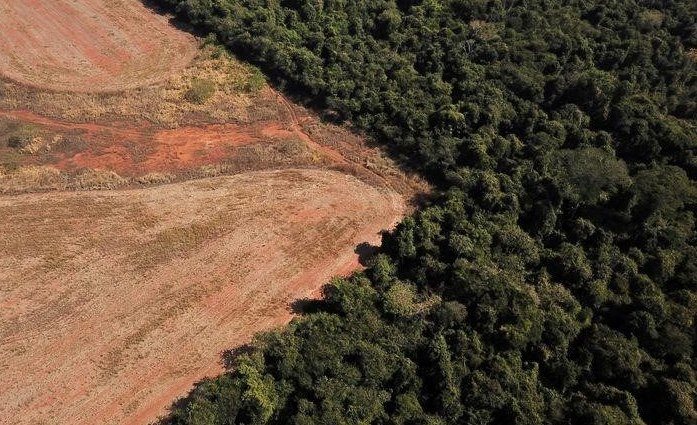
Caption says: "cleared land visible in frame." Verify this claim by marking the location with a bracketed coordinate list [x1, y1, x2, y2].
[0, 0, 197, 92]
[0, 43, 419, 196]
[0, 169, 406, 425]
[0, 1, 425, 424]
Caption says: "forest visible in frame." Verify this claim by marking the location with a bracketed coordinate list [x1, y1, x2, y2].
[158, 0, 697, 423]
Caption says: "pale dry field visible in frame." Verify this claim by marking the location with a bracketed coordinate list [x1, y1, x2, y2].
[0, 0, 197, 92]
[0, 169, 406, 425]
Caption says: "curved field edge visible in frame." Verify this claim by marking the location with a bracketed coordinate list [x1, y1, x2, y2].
[157, 1, 697, 425]
[0, 0, 197, 92]
[0, 169, 406, 425]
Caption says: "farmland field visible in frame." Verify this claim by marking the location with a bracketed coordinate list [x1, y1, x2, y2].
[0, 169, 405, 425]
[0, 0, 423, 424]
[0, 0, 197, 92]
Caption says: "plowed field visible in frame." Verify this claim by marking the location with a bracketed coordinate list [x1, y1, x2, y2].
[0, 169, 406, 425]
[0, 1, 425, 424]
[0, 0, 197, 92]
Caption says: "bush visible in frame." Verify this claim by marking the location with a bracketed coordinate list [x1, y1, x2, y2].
[6, 124, 39, 149]
[184, 78, 216, 104]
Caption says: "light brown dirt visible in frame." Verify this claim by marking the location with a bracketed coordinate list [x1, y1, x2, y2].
[0, 0, 198, 92]
[0, 169, 406, 425]
[0, 2, 428, 424]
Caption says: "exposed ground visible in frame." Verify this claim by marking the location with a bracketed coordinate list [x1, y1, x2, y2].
[0, 170, 406, 425]
[0, 1, 426, 424]
[0, 43, 421, 196]
[0, 0, 197, 92]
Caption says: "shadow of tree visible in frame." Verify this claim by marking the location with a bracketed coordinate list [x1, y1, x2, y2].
[141, 0, 208, 37]
[354, 241, 379, 266]
[153, 234, 385, 420]
[221, 344, 255, 370]
[289, 297, 327, 315]
[134, 2, 418, 423]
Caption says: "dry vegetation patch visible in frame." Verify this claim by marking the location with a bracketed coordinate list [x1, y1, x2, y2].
[0, 45, 274, 127]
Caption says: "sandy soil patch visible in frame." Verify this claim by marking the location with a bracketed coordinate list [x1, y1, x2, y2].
[0, 169, 406, 425]
[0, 0, 197, 92]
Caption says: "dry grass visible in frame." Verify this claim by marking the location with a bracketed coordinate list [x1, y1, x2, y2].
[301, 120, 430, 197]
[72, 169, 129, 190]
[0, 45, 277, 127]
[0, 166, 130, 193]
[136, 172, 176, 185]
[0, 165, 64, 193]
[188, 141, 319, 179]
[0, 26, 424, 199]
[0, 137, 320, 194]
[184, 78, 216, 104]
[0, 132, 384, 195]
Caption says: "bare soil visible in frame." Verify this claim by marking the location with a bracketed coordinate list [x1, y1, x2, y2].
[0, 0, 197, 92]
[0, 108, 310, 176]
[0, 44, 423, 196]
[0, 169, 406, 425]
[0, 1, 428, 424]
[0, 91, 423, 195]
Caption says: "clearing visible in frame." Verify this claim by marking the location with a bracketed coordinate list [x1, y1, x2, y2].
[0, 0, 197, 92]
[0, 169, 406, 425]
[0, 1, 426, 424]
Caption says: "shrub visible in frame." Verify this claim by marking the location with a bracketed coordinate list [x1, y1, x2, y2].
[184, 78, 216, 104]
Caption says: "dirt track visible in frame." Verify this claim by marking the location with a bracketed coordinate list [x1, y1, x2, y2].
[0, 0, 197, 92]
[0, 169, 405, 425]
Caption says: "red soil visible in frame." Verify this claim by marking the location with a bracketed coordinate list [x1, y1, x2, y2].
[0, 107, 347, 176]
[0, 2, 423, 424]
[0, 0, 197, 92]
[0, 170, 406, 425]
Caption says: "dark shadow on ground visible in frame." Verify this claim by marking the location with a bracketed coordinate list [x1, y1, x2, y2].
[354, 241, 379, 266]
[221, 344, 255, 370]
[141, 0, 209, 37]
[290, 297, 326, 315]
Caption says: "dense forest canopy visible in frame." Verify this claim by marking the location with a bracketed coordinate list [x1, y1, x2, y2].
[158, 0, 696, 423]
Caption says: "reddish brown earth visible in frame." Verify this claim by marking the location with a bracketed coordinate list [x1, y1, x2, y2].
[0, 170, 406, 425]
[0, 1, 425, 424]
[0, 0, 197, 92]
[0, 108, 321, 176]
[0, 90, 412, 194]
